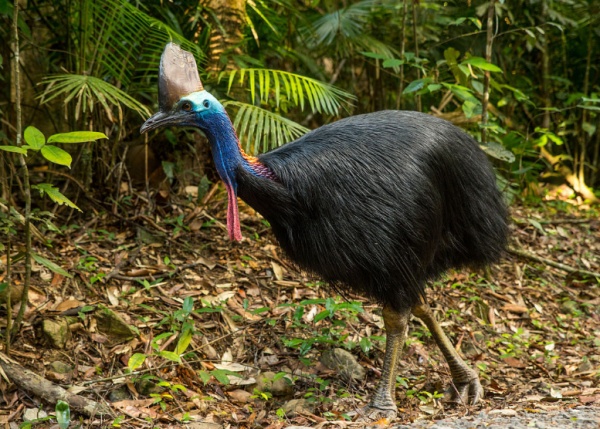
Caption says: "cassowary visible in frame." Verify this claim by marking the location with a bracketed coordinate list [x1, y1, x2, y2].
[141, 43, 508, 421]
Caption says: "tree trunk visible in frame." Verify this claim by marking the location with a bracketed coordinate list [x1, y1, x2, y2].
[396, 0, 408, 110]
[205, 0, 248, 74]
[540, 0, 551, 130]
[411, 0, 421, 112]
[480, 0, 495, 144]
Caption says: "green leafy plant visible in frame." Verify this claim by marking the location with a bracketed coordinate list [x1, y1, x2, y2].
[251, 388, 273, 401]
[40, 75, 149, 123]
[279, 297, 374, 357]
[2, 126, 106, 278]
[1, 124, 107, 338]
[55, 400, 71, 429]
[406, 389, 444, 403]
[275, 407, 286, 421]
[111, 415, 126, 428]
[127, 297, 197, 373]
[0, 126, 107, 210]
[195, 367, 244, 387]
[150, 380, 187, 411]
[163, 214, 190, 237]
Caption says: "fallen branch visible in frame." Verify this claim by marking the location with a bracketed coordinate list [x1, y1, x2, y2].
[508, 247, 600, 278]
[512, 217, 593, 226]
[105, 261, 206, 282]
[0, 352, 111, 417]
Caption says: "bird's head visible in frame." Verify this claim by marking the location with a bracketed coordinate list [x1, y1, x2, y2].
[140, 43, 226, 135]
[140, 91, 226, 134]
[141, 43, 245, 242]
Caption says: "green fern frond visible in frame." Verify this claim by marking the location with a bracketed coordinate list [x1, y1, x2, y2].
[301, 0, 396, 58]
[223, 101, 309, 154]
[219, 69, 354, 115]
[304, 0, 380, 46]
[354, 35, 398, 61]
[39, 1, 203, 124]
[247, 0, 279, 36]
[40, 74, 150, 121]
[77, 0, 202, 85]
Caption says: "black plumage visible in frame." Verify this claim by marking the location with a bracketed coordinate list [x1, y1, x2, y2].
[238, 110, 507, 311]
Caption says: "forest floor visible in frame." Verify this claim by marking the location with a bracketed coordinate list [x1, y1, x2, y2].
[0, 185, 599, 429]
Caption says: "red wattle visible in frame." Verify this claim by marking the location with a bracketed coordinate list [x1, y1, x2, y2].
[226, 185, 242, 241]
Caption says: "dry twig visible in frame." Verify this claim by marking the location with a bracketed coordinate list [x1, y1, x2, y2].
[509, 247, 600, 278]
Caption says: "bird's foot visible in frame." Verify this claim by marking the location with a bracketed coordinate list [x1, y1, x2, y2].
[444, 376, 483, 405]
[351, 403, 397, 423]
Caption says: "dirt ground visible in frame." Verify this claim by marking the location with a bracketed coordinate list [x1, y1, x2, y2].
[0, 187, 599, 428]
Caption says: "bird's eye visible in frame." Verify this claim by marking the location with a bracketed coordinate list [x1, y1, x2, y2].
[203, 99, 211, 109]
[182, 101, 192, 111]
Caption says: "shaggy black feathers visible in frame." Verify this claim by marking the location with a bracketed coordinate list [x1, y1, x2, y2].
[237, 111, 508, 311]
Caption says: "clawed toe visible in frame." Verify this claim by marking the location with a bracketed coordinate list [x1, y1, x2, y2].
[444, 377, 483, 404]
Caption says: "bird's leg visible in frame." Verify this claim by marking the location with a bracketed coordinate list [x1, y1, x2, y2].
[356, 304, 410, 422]
[411, 302, 483, 404]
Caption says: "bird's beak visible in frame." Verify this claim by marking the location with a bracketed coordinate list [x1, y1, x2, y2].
[140, 111, 171, 134]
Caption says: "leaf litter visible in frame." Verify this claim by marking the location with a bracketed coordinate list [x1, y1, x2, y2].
[0, 194, 598, 428]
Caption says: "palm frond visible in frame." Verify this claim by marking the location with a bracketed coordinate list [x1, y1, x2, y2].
[246, 0, 280, 36]
[354, 35, 398, 60]
[301, 0, 396, 58]
[219, 69, 355, 115]
[40, 0, 202, 123]
[304, 0, 378, 47]
[40, 74, 151, 121]
[223, 101, 309, 154]
[73, 0, 202, 86]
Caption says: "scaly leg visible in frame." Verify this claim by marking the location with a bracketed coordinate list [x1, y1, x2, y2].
[411, 302, 483, 404]
[356, 304, 411, 422]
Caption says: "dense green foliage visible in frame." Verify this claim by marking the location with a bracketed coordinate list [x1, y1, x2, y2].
[1, 0, 599, 208]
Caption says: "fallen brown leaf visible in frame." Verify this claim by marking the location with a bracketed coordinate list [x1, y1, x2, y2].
[503, 357, 528, 369]
[579, 394, 600, 404]
[502, 304, 529, 313]
[112, 398, 158, 419]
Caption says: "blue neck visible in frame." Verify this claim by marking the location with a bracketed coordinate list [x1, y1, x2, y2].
[183, 91, 276, 184]
[201, 112, 249, 188]
[203, 113, 272, 191]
